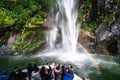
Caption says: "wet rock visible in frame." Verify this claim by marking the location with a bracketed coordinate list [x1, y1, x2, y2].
[78, 29, 96, 54]
[0, 34, 21, 55]
[0, 45, 11, 55]
[7, 34, 18, 49]
[78, 29, 109, 55]
[95, 20, 110, 42]
[95, 10, 120, 56]
[110, 22, 120, 37]
[118, 40, 120, 54]
[42, 18, 56, 30]
[106, 39, 118, 56]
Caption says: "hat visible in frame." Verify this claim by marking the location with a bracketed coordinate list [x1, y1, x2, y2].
[45, 65, 49, 69]
[51, 63, 55, 66]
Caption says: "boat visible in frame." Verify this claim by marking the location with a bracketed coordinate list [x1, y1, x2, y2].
[22, 65, 82, 80]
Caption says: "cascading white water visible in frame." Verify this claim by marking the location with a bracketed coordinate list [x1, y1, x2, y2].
[46, 26, 58, 49]
[47, 0, 80, 53]
[41, 0, 92, 64]
[57, 0, 80, 53]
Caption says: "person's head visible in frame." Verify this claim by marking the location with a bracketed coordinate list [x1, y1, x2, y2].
[33, 68, 38, 73]
[40, 66, 45, 73]
[28, 61, 35, 67]
[45, 65, 49, 70]
[83, 78, 90, 80]
[67, 65, 73, 72]
[70, 65, 73, 69]
[14, 67, 18, 72]
[45, 69, 49, 75]
[41, 66, 45, 70]
[51, 63, 55, 66]
[2, 70, 7, 75]
[56, 64, 60, 70]
[18, 68, 22, 73]
[46, 63, 49, 65]
[68, 67, 72, 72]
[83, 78, 85, 80]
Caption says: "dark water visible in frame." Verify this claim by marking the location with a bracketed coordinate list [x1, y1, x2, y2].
[0, 55, 120, 80]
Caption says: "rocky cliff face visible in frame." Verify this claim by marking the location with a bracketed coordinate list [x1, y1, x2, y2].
[78, 0, 120, 56]
[95, 4, 120, 56]
[0, 34, 17, 55]
[78, 29, 109, 55]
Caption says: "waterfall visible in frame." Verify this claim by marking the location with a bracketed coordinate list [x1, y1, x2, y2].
[41, 0, 92, 63]
[47, 0, 80, 53]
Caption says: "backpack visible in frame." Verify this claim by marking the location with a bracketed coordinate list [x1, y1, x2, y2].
[0, 75, 9, 80]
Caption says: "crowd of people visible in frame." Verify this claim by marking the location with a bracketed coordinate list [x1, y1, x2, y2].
[0, 62, 90, 80]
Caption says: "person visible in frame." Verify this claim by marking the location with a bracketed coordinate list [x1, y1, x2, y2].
[0, 70, 9, 80]
[17, 68, 28, 80]
[39, 66, 50, 80]
[27, 61, 39, 80]
[10, 67, 28, 80]
[50, 63, 56, 80]
[83, 78, 90, 80]
[63, 66, 74, 80]
[61, 65, 65, 80]
[27, 62, 35, 80]
[55, 64, 62, 80]
[31, 68, 41, 80]
[13, 68, 28, 80]
[40, 66, 46, 80]
[9, 67, 19, 80]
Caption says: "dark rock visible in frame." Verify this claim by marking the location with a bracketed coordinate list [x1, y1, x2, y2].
[42, 18, 56, 30]
[78, 30, 97, 54]
[106, 39, 118, 56]
[95, 20, 110, 42]
[0, 45, 11, 55]
[95, 11, 120, 56]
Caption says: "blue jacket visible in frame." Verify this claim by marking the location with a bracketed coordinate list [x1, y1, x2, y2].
[0, 75, 9, 80]
[63, 68, 74, 80]
[0, 70, 9, 80]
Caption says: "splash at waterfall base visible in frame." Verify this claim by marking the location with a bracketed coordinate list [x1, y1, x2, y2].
[39, 0, 93, 75]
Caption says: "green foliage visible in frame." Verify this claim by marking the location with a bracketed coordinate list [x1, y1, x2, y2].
[39, 0, 56, 11]
[78, 0, 116, 32]
[25, 11, 46, 28]
[0, 9, 15, 28]
[99, 16, 104, 19]
[83, 22, 97, 31]
[107, 13, 115, 21]
[0, 0, 48, 54]
[0, 9, 5, 28]
[0, 32, 10, 42]
[78, 1, 95, 31]
[12, 29, 45, 53]
[13, 5, 24, 14]
[30, 16, 44, 25]
[78, 10, 84, 22]
[30, 5, 38, 12]
[78, 0, 90, 23]
[40, 11, 46, 19]
[98, 16, 105, 22]
[4, 16, 15, 26]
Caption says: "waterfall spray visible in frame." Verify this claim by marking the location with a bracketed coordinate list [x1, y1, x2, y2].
[47, 0, 80, 54]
